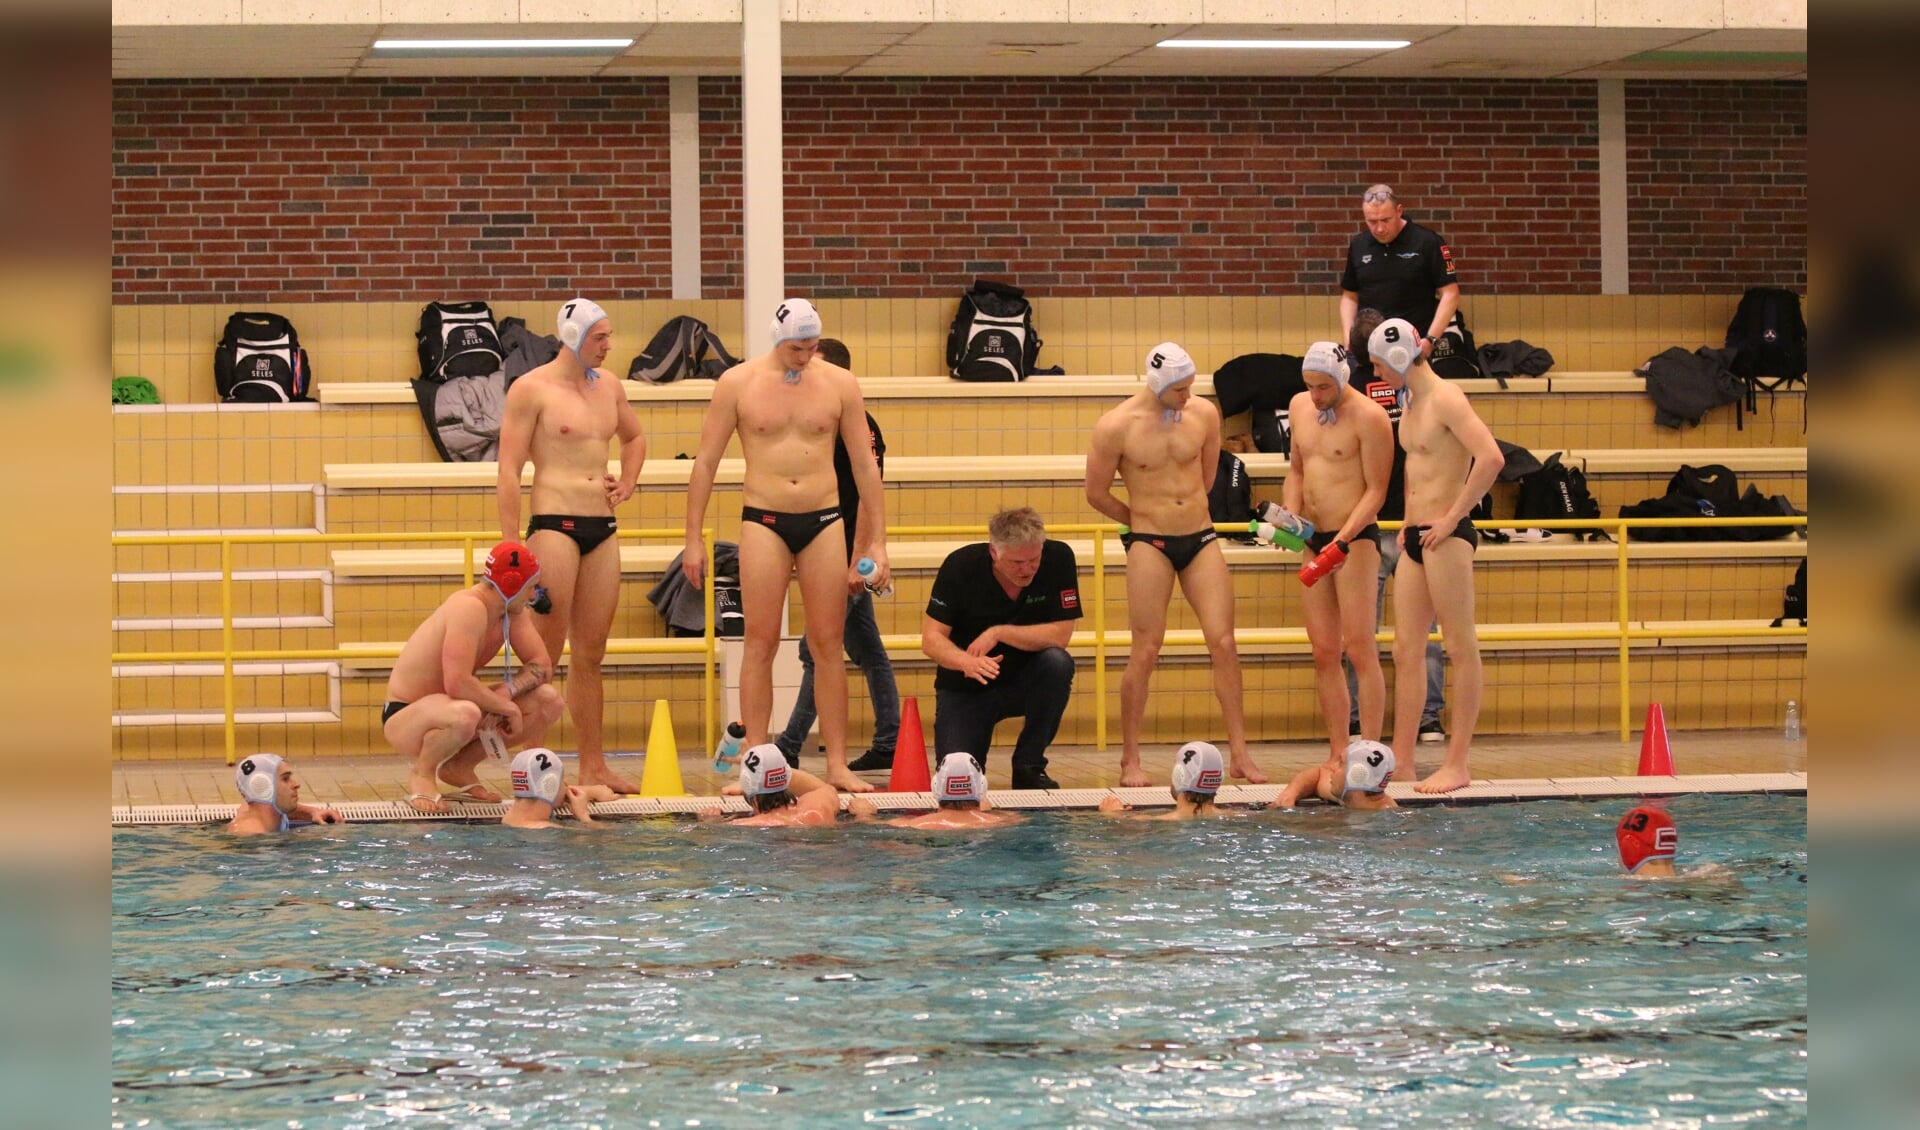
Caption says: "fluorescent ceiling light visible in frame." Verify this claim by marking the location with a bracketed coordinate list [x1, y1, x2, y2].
[1158, 39, 1409, 50]
[372, 39, 634, 53]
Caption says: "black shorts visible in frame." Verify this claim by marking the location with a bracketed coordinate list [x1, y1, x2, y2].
[528, 514, 618, 556]
[382, 700, 412, 726]
[1121, 528, 1219, 572]
[742, 505, 843, 556]
[1401, 517, 1479, 565]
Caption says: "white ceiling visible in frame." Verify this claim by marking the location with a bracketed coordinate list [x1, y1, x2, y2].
[112, 20, 1807, 81]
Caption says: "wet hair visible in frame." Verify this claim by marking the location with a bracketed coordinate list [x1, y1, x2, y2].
[816, 337, 852, 370]
[935, 799, 981, 811]
[749, 791, 795, 815]
[988, 506, 1047, 549]
[1350, 308, 1386, 360]
[1177, 791, 1217, 809]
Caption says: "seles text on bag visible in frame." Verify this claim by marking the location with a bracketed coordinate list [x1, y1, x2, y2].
[628, 315, 740, 383]
[947, 279, 1059, 382]
[417, 300, 506, 381]
[1426, 309, 1483, 381]
[215, 312, 313, 402]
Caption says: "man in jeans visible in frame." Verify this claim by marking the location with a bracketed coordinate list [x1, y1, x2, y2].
[774, 338, 901, 772]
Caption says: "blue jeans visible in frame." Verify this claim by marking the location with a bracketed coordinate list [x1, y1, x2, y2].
[1346, 529, 1444, 731]
[775, 589, 901, 759]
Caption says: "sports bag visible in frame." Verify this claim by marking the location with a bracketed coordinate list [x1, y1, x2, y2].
[628, 315, 740, 383]
[417, 300, 506, 381]
[1207, 450, 1255, 539]
[1211, 352, 1308, 455]
[1725, 286, 1808, 392]
[1514, 451, 1605, 540]
[1426, 309, 1483, 381]
[948, 279, 1052, 382]
[214, 312, 312, 402]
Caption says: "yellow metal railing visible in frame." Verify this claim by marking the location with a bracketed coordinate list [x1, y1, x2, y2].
[111, 515, 1805, 761]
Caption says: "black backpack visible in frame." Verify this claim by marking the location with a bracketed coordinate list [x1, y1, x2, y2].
[1207, 450, 1255, 539]
[417, 301, 506, 381]
[1771, 559, 1807, 627]
[1514, 451, 1605, 540]
[1726, 286, 1808, 392]
[1211, 353, 1308, 454]
[948, 280, 1053, 382]
[1427, 309, 1483, 381]
[628, 315, 740, 383]
[214, 312, 312, 402]
[1621, 463, 1799, 542]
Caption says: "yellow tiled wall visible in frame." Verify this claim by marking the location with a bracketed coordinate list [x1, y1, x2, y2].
[112, 294, 1752, 404]
[109, 289, 1807, 761]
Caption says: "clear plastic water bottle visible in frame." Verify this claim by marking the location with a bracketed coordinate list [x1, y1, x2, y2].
[712, 721, 747, 774]
[1783, 700, 1801, 742]
[856, 556, 892, 598]
[1253, 500, 1313, 552]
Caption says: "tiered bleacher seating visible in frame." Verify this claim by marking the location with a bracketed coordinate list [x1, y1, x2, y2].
[111, 296, 1806, 759]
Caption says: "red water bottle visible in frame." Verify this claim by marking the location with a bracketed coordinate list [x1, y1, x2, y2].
[1299, 539, 1349, 587]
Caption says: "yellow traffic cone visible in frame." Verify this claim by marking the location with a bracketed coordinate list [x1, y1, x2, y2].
[639, 699, 687, 797]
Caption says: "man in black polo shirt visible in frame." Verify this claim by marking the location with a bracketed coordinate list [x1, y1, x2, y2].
[921, 506, 1081, 790]
[1338, 183, 1459, 369]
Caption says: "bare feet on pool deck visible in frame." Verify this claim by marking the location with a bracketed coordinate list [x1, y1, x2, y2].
[581, 768, 642, 795]
[1230, 756, 1269, 785]
[825, 768, 876, 793]
[1415, 765, 1473, 794]
[1119, 756, 1152, 788]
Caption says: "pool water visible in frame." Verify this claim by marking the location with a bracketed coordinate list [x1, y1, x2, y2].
[113, 795, 1806, 1128]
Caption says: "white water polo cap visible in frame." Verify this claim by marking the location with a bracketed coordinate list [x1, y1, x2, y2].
[739, 744, 792, 797]
[1343, 739, 1395, 795]
[557, 298, 609, 357]
[510, 747, 565, 805]
[933, 752, 986, 804]
[236, 753, 285, 806]
[1171, 741, 1225, 796]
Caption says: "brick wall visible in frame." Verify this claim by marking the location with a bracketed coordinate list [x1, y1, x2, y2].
[1627, 80, 1807, 292]
[112, 80, 673, 303]
[113, 77, 1803, 304]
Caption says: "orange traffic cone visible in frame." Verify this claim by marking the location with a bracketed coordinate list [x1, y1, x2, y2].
[888, 696, 933, 792]
[1637, 702, 1675, 776]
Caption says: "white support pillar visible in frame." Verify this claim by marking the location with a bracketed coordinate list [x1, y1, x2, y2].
[1597, 78, 1629, 295]
[669, 75, 702, 301]
[741, 0, 785, 334]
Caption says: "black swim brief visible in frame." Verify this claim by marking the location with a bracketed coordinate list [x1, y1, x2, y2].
[382, 700, 412, 726]
[742, 505, 843, 556]
[528, 514, 618, 556]
[1122, 528, 1219, 573]
[1309, 522, 1381, 555]
[1401, 516, 1480, 565]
